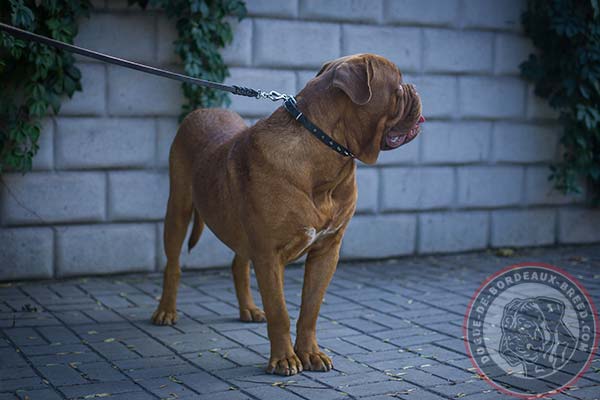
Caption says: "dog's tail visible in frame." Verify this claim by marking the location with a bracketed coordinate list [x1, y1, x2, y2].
[187, 209, 204, 252]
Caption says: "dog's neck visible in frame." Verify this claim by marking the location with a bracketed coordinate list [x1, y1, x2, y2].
[247, 98, 357, 192]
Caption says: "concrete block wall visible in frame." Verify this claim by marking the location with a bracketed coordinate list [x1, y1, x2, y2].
[1, 0, 598, 280]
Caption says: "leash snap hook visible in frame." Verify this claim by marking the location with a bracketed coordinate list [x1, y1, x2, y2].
[257, 90, 293, 102]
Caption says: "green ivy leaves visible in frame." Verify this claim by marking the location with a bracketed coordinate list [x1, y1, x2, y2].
[132, 0, 247, 120]
[521, 0, 600, 204]
[0, 0, 91, 172]
[1, 0, 244, 173]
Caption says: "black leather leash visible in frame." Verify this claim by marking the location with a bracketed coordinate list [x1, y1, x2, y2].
[0, 22, 355, 158]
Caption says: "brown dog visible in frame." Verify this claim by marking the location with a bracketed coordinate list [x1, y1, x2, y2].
[151, 53, 423, 376]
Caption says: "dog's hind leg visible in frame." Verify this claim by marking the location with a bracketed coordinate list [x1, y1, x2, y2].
[232, 255, 266, 322]
[152, 144, 197, 326]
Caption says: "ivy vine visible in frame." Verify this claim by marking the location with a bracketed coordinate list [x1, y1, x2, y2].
[131, 0, 247, 119]
[521, 0, 600, 204]
[0, 0, 91, 172]
[0, 0, 246, 173]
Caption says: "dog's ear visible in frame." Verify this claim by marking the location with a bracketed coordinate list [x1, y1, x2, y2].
[332, 58, 373, 105]
[316, 60, 332, 77]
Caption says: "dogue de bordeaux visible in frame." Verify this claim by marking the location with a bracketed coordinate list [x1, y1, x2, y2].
[151, 53, 424, 376]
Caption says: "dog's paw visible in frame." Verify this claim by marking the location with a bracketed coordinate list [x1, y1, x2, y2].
[266, 352, 303, 376]
[296, 350, 333, 372]
[239, 307, 266, 323]
[151, 306, 178, 326]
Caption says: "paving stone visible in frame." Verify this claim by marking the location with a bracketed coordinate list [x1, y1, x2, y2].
[2, 246, 600, 399]
[75, 361, 129, 382]
[243, 385, 306, 400]
[36, 326, 80, 345]
[38, 364, 87, 386]
[15, 389, 63, 400]
[197, 391, 252, 400]
[58, 381, 142, 399]
[342, 379, 418, 397]
[176, 371, 231, 394]
[181, 351, 238, 371]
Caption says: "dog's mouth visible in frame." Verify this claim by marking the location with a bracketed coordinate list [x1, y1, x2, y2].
[381, 115, 425, 150]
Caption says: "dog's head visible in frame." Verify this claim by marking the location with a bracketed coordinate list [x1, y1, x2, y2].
[499, 296, 576, 376]
[300, 53, 424, 164]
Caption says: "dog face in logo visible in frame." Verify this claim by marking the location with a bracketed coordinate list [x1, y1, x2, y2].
[499, 296, 577, 378]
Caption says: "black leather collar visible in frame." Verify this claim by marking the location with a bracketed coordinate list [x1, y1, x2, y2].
[283, 97, 355, 158]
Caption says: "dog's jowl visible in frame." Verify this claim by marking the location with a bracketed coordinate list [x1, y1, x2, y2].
[152, 53, 424, 376]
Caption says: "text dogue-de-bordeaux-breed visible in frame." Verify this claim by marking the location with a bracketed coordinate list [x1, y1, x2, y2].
[151, 53, 424, 376]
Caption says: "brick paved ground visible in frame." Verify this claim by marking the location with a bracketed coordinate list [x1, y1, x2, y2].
[1, 245, 599, 400]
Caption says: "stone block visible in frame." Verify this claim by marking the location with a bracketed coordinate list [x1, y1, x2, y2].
[421, 121, 491, 164]
[381, 167, 454, 210]
[108, 171, 169, 220]
[527, 85, 558, 120]
[222, 18, 253, 67]
[457, 166, 523, 207]
[559, 209, 600, 244]
[246, 0, 298, 17]
[157, 118, 179, 168]
[405, 74, 457, 119]
[56, 224, 156, 276]
[459, 77, 526, 119]
[384, 0, 458, 26]
[108, 66, 183, 116]
[419, 211, 488, 253]
[76, 14, 156, 63]
[491, 208, 556, 247]
[254, 20, 340, 68]
[423, 29, 493, 73]
[343, 25, 420, 72]
[55, 118, 155, 169]
[156, 16, 178, 65]
[525, 166, 583, 205]
[341, 215, 417, 258]
[495, 33, 534, 75]
[1, 172, 106, 225]
[462, 0, 525, 31]
[355, 167, 378, 213]
[493, 123, 559, 163]
[60, 63, 106, 116]
[300, 0, 382, 23]
[0, 227, 53, 280]
[32, 119, 54, 171]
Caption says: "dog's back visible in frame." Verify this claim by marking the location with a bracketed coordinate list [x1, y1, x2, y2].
[173, 108, 247, 166]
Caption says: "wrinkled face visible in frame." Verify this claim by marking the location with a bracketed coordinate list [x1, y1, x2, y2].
[309, 54, 425, 163]
[381, 82, 424, 151]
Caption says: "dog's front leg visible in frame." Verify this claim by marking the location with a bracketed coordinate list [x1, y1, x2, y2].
[253, 258, 302, 376]
[294, 238, 341, 372]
